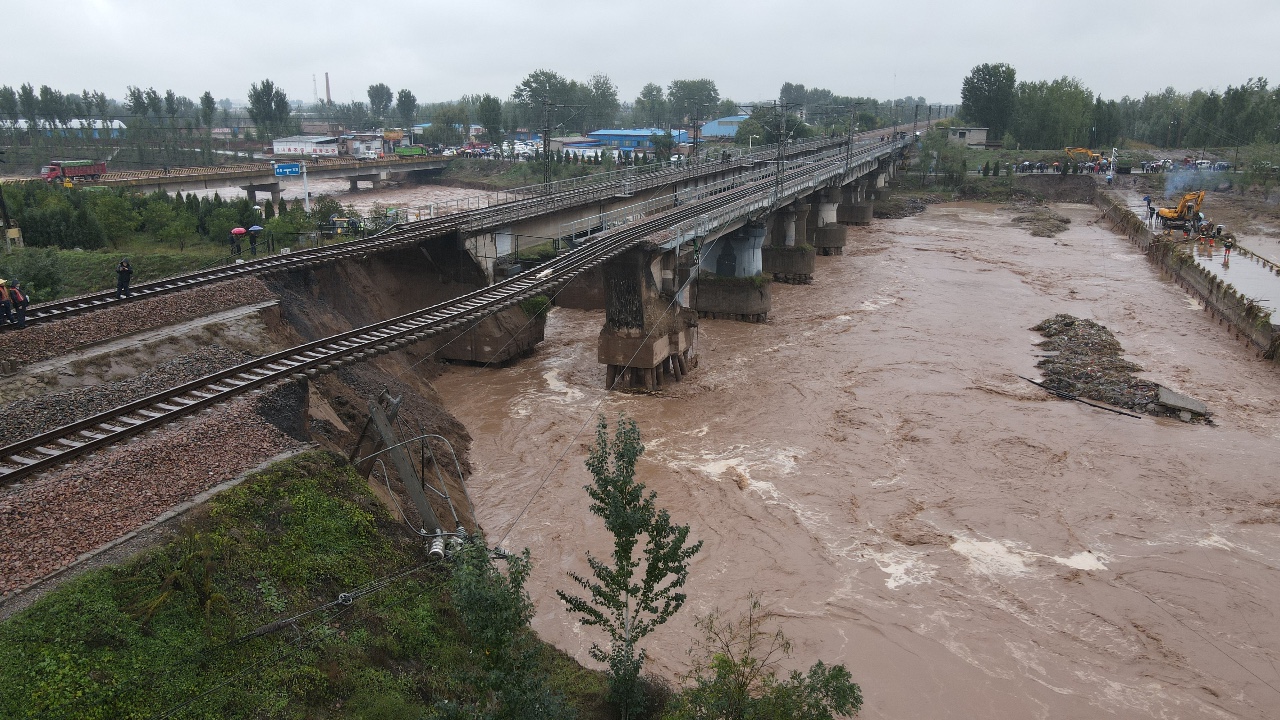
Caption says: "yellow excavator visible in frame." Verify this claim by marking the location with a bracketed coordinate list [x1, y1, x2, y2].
[1157, 190, 1205, 229]
[1064, 147, 1102, 163]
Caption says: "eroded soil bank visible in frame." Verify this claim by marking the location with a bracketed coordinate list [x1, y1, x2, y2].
[438, 202, 1280, 719]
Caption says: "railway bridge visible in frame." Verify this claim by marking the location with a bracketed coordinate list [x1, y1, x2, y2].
[0, 135, 909, 483]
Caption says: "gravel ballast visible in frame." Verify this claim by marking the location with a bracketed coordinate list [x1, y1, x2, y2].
[0, 393, 302, 596]
[0, 277, 276, 366]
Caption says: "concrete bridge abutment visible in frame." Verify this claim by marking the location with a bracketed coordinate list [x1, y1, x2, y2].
[598, 246, 698, 391]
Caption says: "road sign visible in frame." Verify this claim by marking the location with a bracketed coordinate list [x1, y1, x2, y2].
[274, 162, 301, 177]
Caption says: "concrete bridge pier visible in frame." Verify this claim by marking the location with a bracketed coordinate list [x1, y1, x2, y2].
[838, 181, 874, 226]
[694, 223, 772, 321]
[764, 201, 816, 284]
[599, 246, 698, 391]
[242, 182, 282, 205]
[814, 187, 846, 256]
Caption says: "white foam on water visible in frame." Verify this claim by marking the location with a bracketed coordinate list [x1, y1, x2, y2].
[865, 548, 935, 589]
[542, 368, 583, 403]
[1196, 533, 1235, 551]
[951, 539, 1032, 576]
[1052, 551, 1107, 571]
[860, 296, 898, 311]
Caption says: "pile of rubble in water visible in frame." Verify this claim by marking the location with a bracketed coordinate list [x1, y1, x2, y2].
[1012, 205, 1071, 237]
[1032, 314, 1211, 422]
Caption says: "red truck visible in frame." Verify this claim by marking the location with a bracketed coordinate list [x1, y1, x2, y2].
[40, 160, 107, 183]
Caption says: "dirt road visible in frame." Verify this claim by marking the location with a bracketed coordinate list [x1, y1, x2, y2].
[439, 201, 1280, 719]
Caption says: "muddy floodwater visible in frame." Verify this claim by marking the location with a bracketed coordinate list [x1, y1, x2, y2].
[437, 203, 1280, 719]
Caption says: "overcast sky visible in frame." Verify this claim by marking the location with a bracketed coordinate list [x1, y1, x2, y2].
[5, 0, 1277, 109]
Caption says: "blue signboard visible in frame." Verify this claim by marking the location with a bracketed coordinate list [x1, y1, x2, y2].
[274, 162, 301, 176]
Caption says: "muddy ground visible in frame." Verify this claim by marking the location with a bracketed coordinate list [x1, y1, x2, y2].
[438, 202, 1280, 719]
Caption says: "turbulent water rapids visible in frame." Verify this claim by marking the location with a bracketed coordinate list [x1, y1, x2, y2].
[437, 203, 1280, 719]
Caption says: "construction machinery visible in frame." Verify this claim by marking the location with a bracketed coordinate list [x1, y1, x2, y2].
[1064, 147, 1102, 164]
[1157, 190, 1205, 229]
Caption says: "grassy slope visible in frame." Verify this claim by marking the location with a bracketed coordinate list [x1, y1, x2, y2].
[0, 451, 606, 720]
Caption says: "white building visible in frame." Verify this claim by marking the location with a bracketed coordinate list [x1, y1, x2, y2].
[947, 127, 990, 148]
[272, 135, 340, 157]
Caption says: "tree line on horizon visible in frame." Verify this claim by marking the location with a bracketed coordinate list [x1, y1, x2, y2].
[0, 71, 927, 171]
[959, 63, 1280, 152]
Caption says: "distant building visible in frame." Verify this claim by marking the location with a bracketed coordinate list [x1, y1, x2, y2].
[587, 128, 690, 150]
[698, 115, 749, 139]
[549, 136, 604, 154]
[272, 135, 341, 157]
[340, 133, 384, 157]
[947, 126, 991, 148]
[510, 128, 541, 142]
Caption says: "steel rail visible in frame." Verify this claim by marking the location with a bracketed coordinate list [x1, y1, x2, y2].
[9, 137, 851, 330]
[0, 139, 905, 484]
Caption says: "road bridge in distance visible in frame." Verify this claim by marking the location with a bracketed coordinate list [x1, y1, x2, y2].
[91, 155, 451, 201]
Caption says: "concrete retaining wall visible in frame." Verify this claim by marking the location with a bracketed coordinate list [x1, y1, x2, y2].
[1096, 192, 1279, 360]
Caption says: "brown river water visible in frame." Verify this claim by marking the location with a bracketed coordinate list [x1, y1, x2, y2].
[437, 202, 1280, 719]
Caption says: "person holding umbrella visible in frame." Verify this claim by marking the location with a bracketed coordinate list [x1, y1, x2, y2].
[248, 225, 263, 256]
[230, 227, 246, 256]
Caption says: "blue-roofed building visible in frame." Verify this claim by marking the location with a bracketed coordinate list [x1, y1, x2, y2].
[698, 115, 749, 139]
[587, 128, 689, 150]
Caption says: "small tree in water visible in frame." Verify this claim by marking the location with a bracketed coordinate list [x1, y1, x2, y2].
[558, 415, 703, 720]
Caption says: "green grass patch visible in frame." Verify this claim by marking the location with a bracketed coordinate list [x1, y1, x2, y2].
[0, 450, 607, 720]
[519, 294, 552, 318]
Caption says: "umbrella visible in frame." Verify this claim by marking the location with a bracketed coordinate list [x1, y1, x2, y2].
[248, 225, 263, 232]
[231, 227, 247, 235]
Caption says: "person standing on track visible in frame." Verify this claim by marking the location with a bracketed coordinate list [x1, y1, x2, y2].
[0, 280, 11, 325]
[9, 281, 28, 328]
[115, 258, 133, 299]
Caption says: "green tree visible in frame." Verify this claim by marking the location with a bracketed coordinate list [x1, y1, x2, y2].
[635, 83, 667, 127]
[477, 94, 503, 145]
[664, 596, 863, 720]
[557, 415, 703, 720]
[650, 131, 675, 161]
[395, 88, 418, 131]
[584, 74, 620, 133]
[199, 91, 216, 129]
[959, 63, 1017, 139]
[0, 248, 64, 302]
[667, 79, 720, 125]
[368, 83, 394, 121]
[246, 78, 292, 142]
[450, 538, 575, 720]
[86, 192, 140, 246]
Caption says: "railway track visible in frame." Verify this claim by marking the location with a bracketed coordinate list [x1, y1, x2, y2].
[8, 136, 850, 331]
[0, 139, 905, 485]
